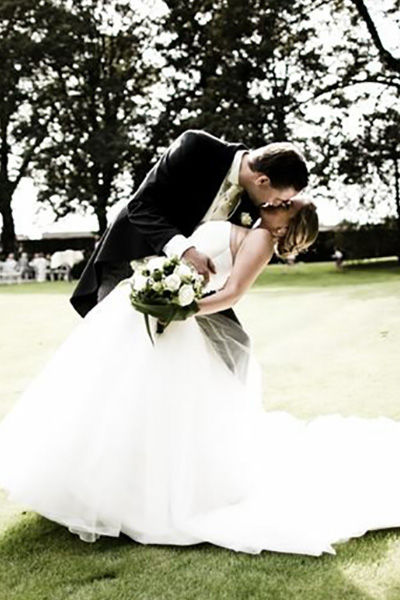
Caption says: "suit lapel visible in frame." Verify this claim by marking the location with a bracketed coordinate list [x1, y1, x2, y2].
[183, 142, 248, 233]
[229, 191, 259, 227]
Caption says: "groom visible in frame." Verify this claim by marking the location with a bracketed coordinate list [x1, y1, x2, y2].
[70, 129, 308, 317]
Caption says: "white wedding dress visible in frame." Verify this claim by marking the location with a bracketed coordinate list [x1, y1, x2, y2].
[1, 220, 400, 557]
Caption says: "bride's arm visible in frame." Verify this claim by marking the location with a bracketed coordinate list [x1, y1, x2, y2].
[196, 228, 274, 316]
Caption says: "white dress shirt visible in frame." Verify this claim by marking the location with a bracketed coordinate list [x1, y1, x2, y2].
[163, 150, 247, 258]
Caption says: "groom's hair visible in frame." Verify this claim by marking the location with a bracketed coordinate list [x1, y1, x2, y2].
[248, 142, 308, 191]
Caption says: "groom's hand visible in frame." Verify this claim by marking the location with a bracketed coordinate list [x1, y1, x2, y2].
[182, 247, 216, 285]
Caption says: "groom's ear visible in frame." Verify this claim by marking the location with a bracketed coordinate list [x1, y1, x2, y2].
[256, 174, 270, 187]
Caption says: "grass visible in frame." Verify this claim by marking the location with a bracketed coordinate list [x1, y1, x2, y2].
[254, 257, 400, 289]
[1, 261, 400, 599]
[0, 257, 398, 296]
[0, 280, 75, 295]
[2, 514, 400, 600]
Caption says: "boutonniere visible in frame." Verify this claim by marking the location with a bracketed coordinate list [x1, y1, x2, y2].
[240, 212, 253, 227]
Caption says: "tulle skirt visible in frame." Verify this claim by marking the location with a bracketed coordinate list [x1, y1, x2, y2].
[1, 282, 400, 556]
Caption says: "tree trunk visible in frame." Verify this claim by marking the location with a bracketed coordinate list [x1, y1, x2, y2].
[394, 157, 400, 263]
[0, 194, 17, 256]
[95, 167, 115, 235]
[96, 202, 108, 235]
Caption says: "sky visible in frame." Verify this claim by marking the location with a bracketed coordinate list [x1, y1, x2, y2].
[9, 0, 400, 239]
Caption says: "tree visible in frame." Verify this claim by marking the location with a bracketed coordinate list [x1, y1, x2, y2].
[298, 0, 400, 235]
[350, 0, 400, 76]
[33, 0, 159, 235]
[147, 0, 329, 152]
[338, 107, 400, 260]
[0, 0, 62, 255]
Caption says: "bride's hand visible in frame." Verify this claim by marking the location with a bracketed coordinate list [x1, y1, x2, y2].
[182, 247, 216, 285]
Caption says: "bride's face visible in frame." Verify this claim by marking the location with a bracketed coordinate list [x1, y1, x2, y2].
[260, 199, 304, 238]
[247, 175, 297, 208]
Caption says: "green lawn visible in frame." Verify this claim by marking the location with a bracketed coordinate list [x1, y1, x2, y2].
[0, 258, 398, 296]
[254, 257, 400, 289]
[1, 263, 400, 600]
[0, 280, 75, 294]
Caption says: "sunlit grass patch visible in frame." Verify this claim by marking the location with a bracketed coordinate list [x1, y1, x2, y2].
[255, 257, 400, 288]
[0, 262, 400, 599]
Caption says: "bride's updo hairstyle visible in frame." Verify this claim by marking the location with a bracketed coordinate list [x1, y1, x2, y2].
[276, 201, 319, 259]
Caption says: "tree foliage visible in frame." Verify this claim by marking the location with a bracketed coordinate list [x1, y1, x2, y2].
[1, 0, 399, 253]
[337, 107, 400, 258]
[312, 0, 400, 257]
[350, 0, 400, 76]
[0, 0, 62, 254]
[150, 0, 328, 149]
[33, 0, 159, 235]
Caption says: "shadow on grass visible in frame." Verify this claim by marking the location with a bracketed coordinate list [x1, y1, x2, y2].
[0, 512, 398, 600]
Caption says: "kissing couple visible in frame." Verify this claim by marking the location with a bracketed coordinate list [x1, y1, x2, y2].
[1, 130, 399, 557]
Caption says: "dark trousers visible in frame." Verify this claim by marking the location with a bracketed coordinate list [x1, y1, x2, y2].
[97, 261, 133, 303]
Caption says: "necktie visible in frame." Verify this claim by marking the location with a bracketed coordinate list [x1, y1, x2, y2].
[209, 183, 243, 221]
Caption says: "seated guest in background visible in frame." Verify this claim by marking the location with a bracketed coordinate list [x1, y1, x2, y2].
[30, 253, 49, 283]
[18, 253, 31, 280]
[2, 254, 19, 283]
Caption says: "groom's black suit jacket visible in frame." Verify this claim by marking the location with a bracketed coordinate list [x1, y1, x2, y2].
[70, 130, 259, 317]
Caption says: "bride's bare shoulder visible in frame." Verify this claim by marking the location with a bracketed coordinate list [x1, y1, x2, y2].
[230, 223, 273, 260]
[230, 224, 247, 256]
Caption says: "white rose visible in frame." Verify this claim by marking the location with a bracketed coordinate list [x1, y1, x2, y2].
[147, 257, 167, 272]
[165, 274, 181, 292]
[152, 281, 163, 293]
[133, 274, 147, 291]
[178, 284, 195, 307]
[174, 263, 193, 278]
[240, 212, 253, 227]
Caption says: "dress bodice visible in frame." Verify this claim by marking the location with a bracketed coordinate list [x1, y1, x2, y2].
[187, 221, 233, 294]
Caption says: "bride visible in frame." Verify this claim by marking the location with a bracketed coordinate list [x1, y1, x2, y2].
[1, 199, 400, 557]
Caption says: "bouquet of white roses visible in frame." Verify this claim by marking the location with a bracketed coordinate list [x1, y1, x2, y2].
[129, 255, 204, 343]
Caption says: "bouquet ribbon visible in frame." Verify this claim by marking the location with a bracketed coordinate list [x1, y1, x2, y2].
[130, 299, 199, 344]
